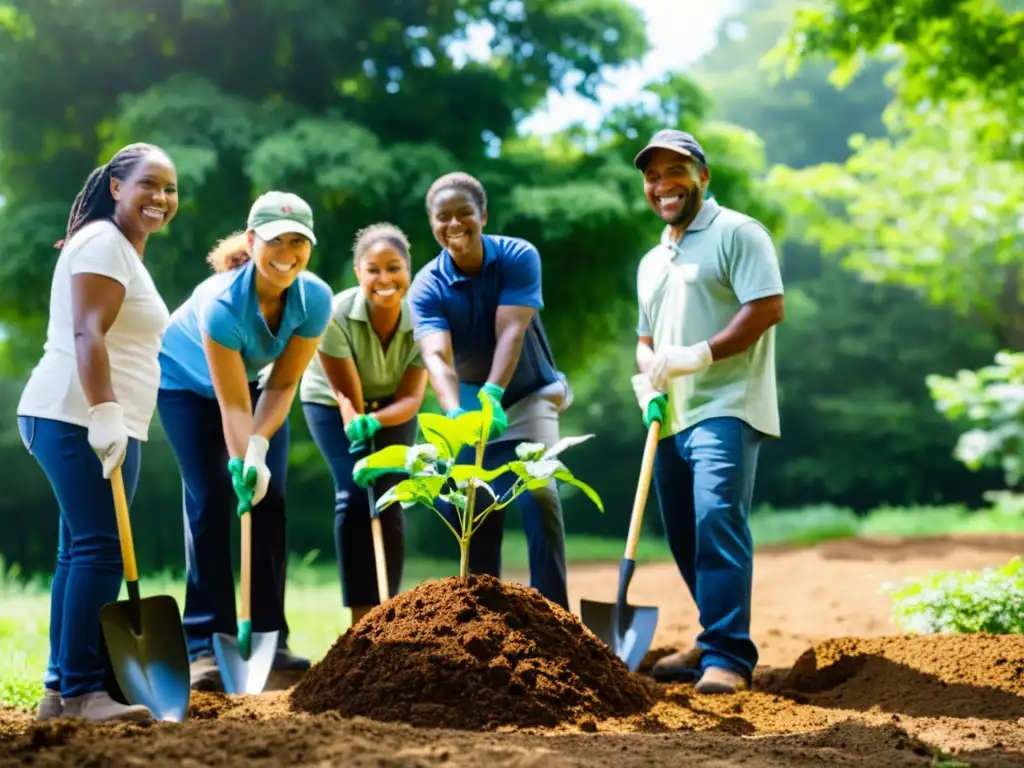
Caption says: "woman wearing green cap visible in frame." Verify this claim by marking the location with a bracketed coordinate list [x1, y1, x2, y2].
[156, 191, 333, 691]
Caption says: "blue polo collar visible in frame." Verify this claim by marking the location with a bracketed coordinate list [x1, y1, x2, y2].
[244, 259, 309, 329]
[439, 235, 495, 285]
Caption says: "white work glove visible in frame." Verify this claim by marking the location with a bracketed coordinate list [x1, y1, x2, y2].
[630, 373, 664, 413]
[87, 401, 129, 479]
[648, 341, 713, 391]
[243, 434, 272, 507]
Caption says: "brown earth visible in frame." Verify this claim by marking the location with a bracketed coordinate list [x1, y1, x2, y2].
[289, 573, 654, 729]
[2, 532, 1023, 767]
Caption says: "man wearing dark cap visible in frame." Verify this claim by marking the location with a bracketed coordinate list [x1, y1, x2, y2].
[629, 129, 785, 694]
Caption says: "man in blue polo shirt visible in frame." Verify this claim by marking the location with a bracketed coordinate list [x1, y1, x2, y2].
[630, 130, 785, 694]
[408, 171, 572, 610]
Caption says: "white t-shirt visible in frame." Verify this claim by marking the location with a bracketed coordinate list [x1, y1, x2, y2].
[17, 220, 170, 440]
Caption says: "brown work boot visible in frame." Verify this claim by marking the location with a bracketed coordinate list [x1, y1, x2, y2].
[189, 654, 223, 692]
[695, 666, 749, 694]
[60, 691, 153, 723]
[651, 645, 703, 682]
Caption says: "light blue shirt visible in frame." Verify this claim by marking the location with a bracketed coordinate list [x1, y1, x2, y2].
[159, 260, 333, 398]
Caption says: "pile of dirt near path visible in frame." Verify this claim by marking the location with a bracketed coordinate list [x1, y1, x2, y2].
[289, 573, 655, 730]
[773, 634, 1024, 719]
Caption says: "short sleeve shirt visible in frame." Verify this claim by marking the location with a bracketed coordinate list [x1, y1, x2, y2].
[299, 286, 424, 406]
[16, 220, 171, 440]
[407, 234, 560, 409]
[159, 260, 333, 399]
[636, 198, 784, 438]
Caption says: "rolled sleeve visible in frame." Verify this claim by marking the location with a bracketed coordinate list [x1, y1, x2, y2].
[727, 221, 784, 304]
[409, 276, 449, 341]
[318, 317, 352, 358]
[295, 279, 334, 338]
[200, 299, 245, 350]
[497, 242, 544, 310]
[637, 298, 652, 337]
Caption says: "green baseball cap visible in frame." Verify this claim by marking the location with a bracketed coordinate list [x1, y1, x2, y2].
[246, 191, 317, 245]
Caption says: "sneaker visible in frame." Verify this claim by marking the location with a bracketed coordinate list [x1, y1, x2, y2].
[651, 645, 704, 683]
[36, 688, 63, 721]
[61, 691, 153, 722]
[272, 648, 310, 672]
[189, 654, 223, 692]
[694, 666, 750, 695]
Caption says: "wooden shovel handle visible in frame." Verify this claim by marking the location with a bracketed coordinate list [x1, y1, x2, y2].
[624, 421, 661, 562]
[110, 466, 139, 583]
[240, 511, 252, 623]
[371, 517, 389, 604]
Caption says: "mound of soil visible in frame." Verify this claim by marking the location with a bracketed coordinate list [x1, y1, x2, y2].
[773, 634, 1024, 720]
[289, 573, 654, 730]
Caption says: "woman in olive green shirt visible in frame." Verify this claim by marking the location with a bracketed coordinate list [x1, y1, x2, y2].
[300, 223, 428, 623]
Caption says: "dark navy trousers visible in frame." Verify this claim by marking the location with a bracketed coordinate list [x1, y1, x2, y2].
[157, 383, 291, 661]
[18, 415, 142, 698]
[653, 416, 764, 681]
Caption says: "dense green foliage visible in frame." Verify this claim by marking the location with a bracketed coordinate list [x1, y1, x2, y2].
[0, 0, 1015, 574]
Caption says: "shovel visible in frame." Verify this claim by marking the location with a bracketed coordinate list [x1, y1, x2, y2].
[99, 466, 190, 722]
[367, 436, 391, 606]
[212, 482, 278, 694]
[580, 420, 661, 672]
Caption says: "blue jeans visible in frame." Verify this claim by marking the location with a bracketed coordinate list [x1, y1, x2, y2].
[157, 384, 291, 661]
[18, 415, 142, 698]
[437, 440, 569, 610]
[302, 401, 416, 607]
[652, 416, 763, 681]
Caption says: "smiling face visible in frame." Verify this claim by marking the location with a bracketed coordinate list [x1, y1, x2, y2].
[429, 187, 487, 264]
[109, 151, 179, 235]
[247, 230, 312, 290]
[355, 240, 411, 310]
[642, 148, 709, 229]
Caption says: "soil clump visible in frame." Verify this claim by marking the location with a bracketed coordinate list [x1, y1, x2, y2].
[289, 573, 655, 730]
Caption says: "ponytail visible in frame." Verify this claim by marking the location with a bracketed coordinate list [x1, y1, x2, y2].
[58, 142, 163, 249]
[207, 231, 252, 272]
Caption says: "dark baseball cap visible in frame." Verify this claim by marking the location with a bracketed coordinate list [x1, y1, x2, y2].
[633, 129, 707, 171]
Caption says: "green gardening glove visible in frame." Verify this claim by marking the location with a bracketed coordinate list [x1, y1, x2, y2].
[345, 414, 381, 454]
[479, 383, 507, 439]
[644, 395, 668, 430]
[352, 462, 405, 489]
[228, 457, 256, 516]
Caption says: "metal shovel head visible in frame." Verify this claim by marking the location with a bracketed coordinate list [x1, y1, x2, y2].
[580, 598, 659, 673]
[213, 629, 279, 695]
[99, 594, 191, 722]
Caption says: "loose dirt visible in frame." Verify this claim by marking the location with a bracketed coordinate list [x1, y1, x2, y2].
[2, 533, 1023, 767]
[289, 573, 654, 729]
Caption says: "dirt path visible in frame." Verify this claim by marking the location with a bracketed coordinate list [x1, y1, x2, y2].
[2, 533, 1022, 767]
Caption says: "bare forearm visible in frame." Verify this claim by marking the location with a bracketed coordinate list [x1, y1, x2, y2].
[708, 302, 783, 361]
[371, 397, 419, 428]
[486, 331, 525, 389]
[425, 354, 461, 412]
[252, 384, 297, 441]
[74, 331, 117, 405]
[337, 395, 360, 426]
[221, 406, 255, 458]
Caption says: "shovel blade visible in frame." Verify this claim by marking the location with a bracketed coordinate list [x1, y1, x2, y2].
[580, 598, 659, 673]
[99, 594, 191, 722]
[212, 629, 278, 695]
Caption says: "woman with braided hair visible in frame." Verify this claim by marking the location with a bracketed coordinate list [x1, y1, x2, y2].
[17, 142, 179, 723]
[299, 222, 427, 624]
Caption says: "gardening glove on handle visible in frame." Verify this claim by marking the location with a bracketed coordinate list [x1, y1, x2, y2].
[648, 340, 713, 391]
[243, 434, 271, 507]
[480, 382, 508, 439]
[228, 457, 255, 516]
[631, 374, 668, 430]
[87, 401, 129, 479]
[345, 413, 381, 455]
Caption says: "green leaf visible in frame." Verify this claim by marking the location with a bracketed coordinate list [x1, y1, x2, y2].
[541, 434, 595, 460]
[476, 387, 494, 442]
[515, 442, 546, 461]
[417, 413, 467, 460]
[553, 468, 605, 513]
[376, 475, 447, 512]
[356, 444, 410, 472]
[449, 463, 515, 484]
